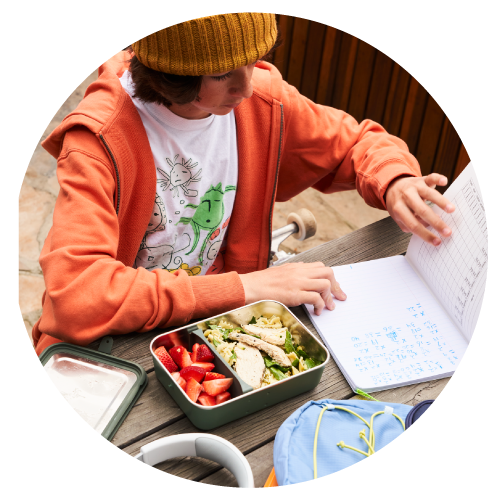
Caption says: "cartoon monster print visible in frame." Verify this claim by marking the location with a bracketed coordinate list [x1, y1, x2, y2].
[135, 233, 191, 270]
[207, 240, 222, 260]
[157, 154, 202, 198]
[147, 194, 167, 234]
[176, 183, 236, 264]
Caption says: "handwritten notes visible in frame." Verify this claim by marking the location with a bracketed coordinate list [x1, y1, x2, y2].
[407, 165, 487, 341]
[305, 257, 469, 391]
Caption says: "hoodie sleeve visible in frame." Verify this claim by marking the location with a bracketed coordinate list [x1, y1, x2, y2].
[33, 129, 244, 353]
[276, 82, 421, 210]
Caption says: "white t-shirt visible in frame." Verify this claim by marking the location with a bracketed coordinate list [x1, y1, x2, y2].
[120, 71, 238, 276]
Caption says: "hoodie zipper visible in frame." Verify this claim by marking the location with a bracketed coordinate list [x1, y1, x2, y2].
[99, 134, 121, 215]
[267, 104, 284, 264]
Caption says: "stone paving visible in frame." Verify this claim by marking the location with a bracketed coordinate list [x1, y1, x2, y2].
[19, 71, 388, 344]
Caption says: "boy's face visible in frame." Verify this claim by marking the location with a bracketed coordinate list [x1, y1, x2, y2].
[169, 62, 257, 120]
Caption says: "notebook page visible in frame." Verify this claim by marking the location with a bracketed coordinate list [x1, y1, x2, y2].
[406, 164, 488, 341]
[305, 256, 469, 391]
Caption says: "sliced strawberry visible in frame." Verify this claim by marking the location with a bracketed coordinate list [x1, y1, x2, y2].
[197, 393, 216, 406]
[191, 343, 200, 363]
[202, 378, 233, 396]
[195, 344, 215, 362]
[185, 378, 203, 403]
[169, 346, 192, 369]
[171, 372, 187, 391]
[154, 346, 178, 373]
[215, 391, 231, 405]
[179, 365, 207, 383]
[192, 362, 215, 372]
[204, 372, 225, 381]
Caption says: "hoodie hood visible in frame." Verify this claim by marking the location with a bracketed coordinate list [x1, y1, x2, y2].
[42, 52, 132, 158]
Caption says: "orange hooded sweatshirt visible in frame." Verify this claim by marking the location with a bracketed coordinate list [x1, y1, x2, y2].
[33, 52, 421, 355]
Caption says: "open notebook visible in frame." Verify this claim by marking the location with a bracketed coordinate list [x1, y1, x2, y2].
[304, 163, 487, 393]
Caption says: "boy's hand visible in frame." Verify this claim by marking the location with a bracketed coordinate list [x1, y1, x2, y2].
[239, 262, 346, 316]
[385, 173, 455, 246]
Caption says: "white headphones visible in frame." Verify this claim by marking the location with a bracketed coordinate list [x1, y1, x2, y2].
[135, 434, 254, 488]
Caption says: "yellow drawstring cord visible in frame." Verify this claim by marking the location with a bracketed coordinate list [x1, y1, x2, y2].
[313, 404, 405, 479]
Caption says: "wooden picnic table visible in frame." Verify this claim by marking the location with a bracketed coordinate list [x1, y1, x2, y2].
[93, 216, 450, 487]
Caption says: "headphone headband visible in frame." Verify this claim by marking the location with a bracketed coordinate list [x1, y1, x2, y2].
[135, 434, 254, 488]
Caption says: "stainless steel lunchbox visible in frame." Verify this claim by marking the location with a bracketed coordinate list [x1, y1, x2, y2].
[150, 301, 329, 430]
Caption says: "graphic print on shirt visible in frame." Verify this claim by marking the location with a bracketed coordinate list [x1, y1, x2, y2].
[157, 154, 202, 198]
[176, 183, 236, 264]
[167, 260, 202, 276]
[134, 193, 192, 270]
[135, 232, 192, 270]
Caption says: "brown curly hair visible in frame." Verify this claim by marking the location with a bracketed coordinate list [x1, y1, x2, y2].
[125, 31, 282, 107]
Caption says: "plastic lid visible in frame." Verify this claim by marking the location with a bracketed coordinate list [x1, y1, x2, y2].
[405, 400, 434, 429]
[40, 338, 147, 440]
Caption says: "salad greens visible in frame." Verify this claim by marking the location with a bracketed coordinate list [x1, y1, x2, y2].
[205, 315, 323, 385]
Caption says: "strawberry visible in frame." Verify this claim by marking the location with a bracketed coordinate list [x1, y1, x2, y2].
[191, 343, 200, 363]
[192, 362, 215, 372]
[215, 391, 231, 405]
[204, 372, 225, 381]
[202, 378, 233, 396]
[185, 378, 203, 403]
[154, 346, 178, 373]
[194, 344, 215, 362]
[171, 372, 187, 391]
[197, 393, 216, 406]
[179, 365, 207, 383]
[169, 346, 192, 369]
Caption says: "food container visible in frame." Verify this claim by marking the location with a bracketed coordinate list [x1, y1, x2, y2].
[151, 301, 329, 430]
[40, 337, 148, 440]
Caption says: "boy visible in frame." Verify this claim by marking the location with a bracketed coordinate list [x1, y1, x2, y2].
[33, 13, 454, 355]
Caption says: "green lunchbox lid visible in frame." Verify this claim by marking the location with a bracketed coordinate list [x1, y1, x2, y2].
[39, 336, 148, 441]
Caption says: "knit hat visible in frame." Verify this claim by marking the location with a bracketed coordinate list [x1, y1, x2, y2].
[131, 13, 277, 76]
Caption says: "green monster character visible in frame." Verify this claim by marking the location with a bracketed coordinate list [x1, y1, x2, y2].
[176, 183, 236, 263]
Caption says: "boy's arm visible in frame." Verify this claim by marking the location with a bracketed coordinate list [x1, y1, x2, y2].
[35, 138, 244, 351]
[276, 83, 454, 244]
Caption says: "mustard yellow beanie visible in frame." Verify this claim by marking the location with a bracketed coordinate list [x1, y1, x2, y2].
[131, 13, 277, 76]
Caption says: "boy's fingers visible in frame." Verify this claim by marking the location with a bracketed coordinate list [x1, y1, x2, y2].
[395, 203, 442, 246]
[425, 173, 448, 188]
[420, 185, 455, 214]
[300, 291, 326, 316]
[405, 191, 451, 237]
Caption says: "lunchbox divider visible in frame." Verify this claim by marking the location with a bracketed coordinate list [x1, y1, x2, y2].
[188, 329, 253, 396]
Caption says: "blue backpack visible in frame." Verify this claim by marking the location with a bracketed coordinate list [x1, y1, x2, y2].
[274, 399, 414, 485]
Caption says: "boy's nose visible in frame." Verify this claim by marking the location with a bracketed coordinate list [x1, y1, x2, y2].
[230, 66, 254, 99]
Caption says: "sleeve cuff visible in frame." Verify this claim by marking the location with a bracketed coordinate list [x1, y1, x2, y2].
[190, 271, 246, 319]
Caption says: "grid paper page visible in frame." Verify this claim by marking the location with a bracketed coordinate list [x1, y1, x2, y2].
[305, 256, 469, 391]
[406, 164, 487, 341]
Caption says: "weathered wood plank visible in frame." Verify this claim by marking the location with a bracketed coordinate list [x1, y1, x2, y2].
[453, 143, 471, 182]
[349, 377, 449, 405]
[433, 117, 461, 193]
[274, 15, 294, 77]
[300, 21, 327, 101]
[383, 64, 411, 136]
[112, 372, 185, 449]
[316, 27, 337, 105]
[200, 440, 275, 488]
[399, 78, 429, 154]
[284, 216, 411, 268]
[347, 40, 376, 123]
[365, 50, 394, 124]
[415, 95, 446, 176]
[286, 17, 310, 89]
